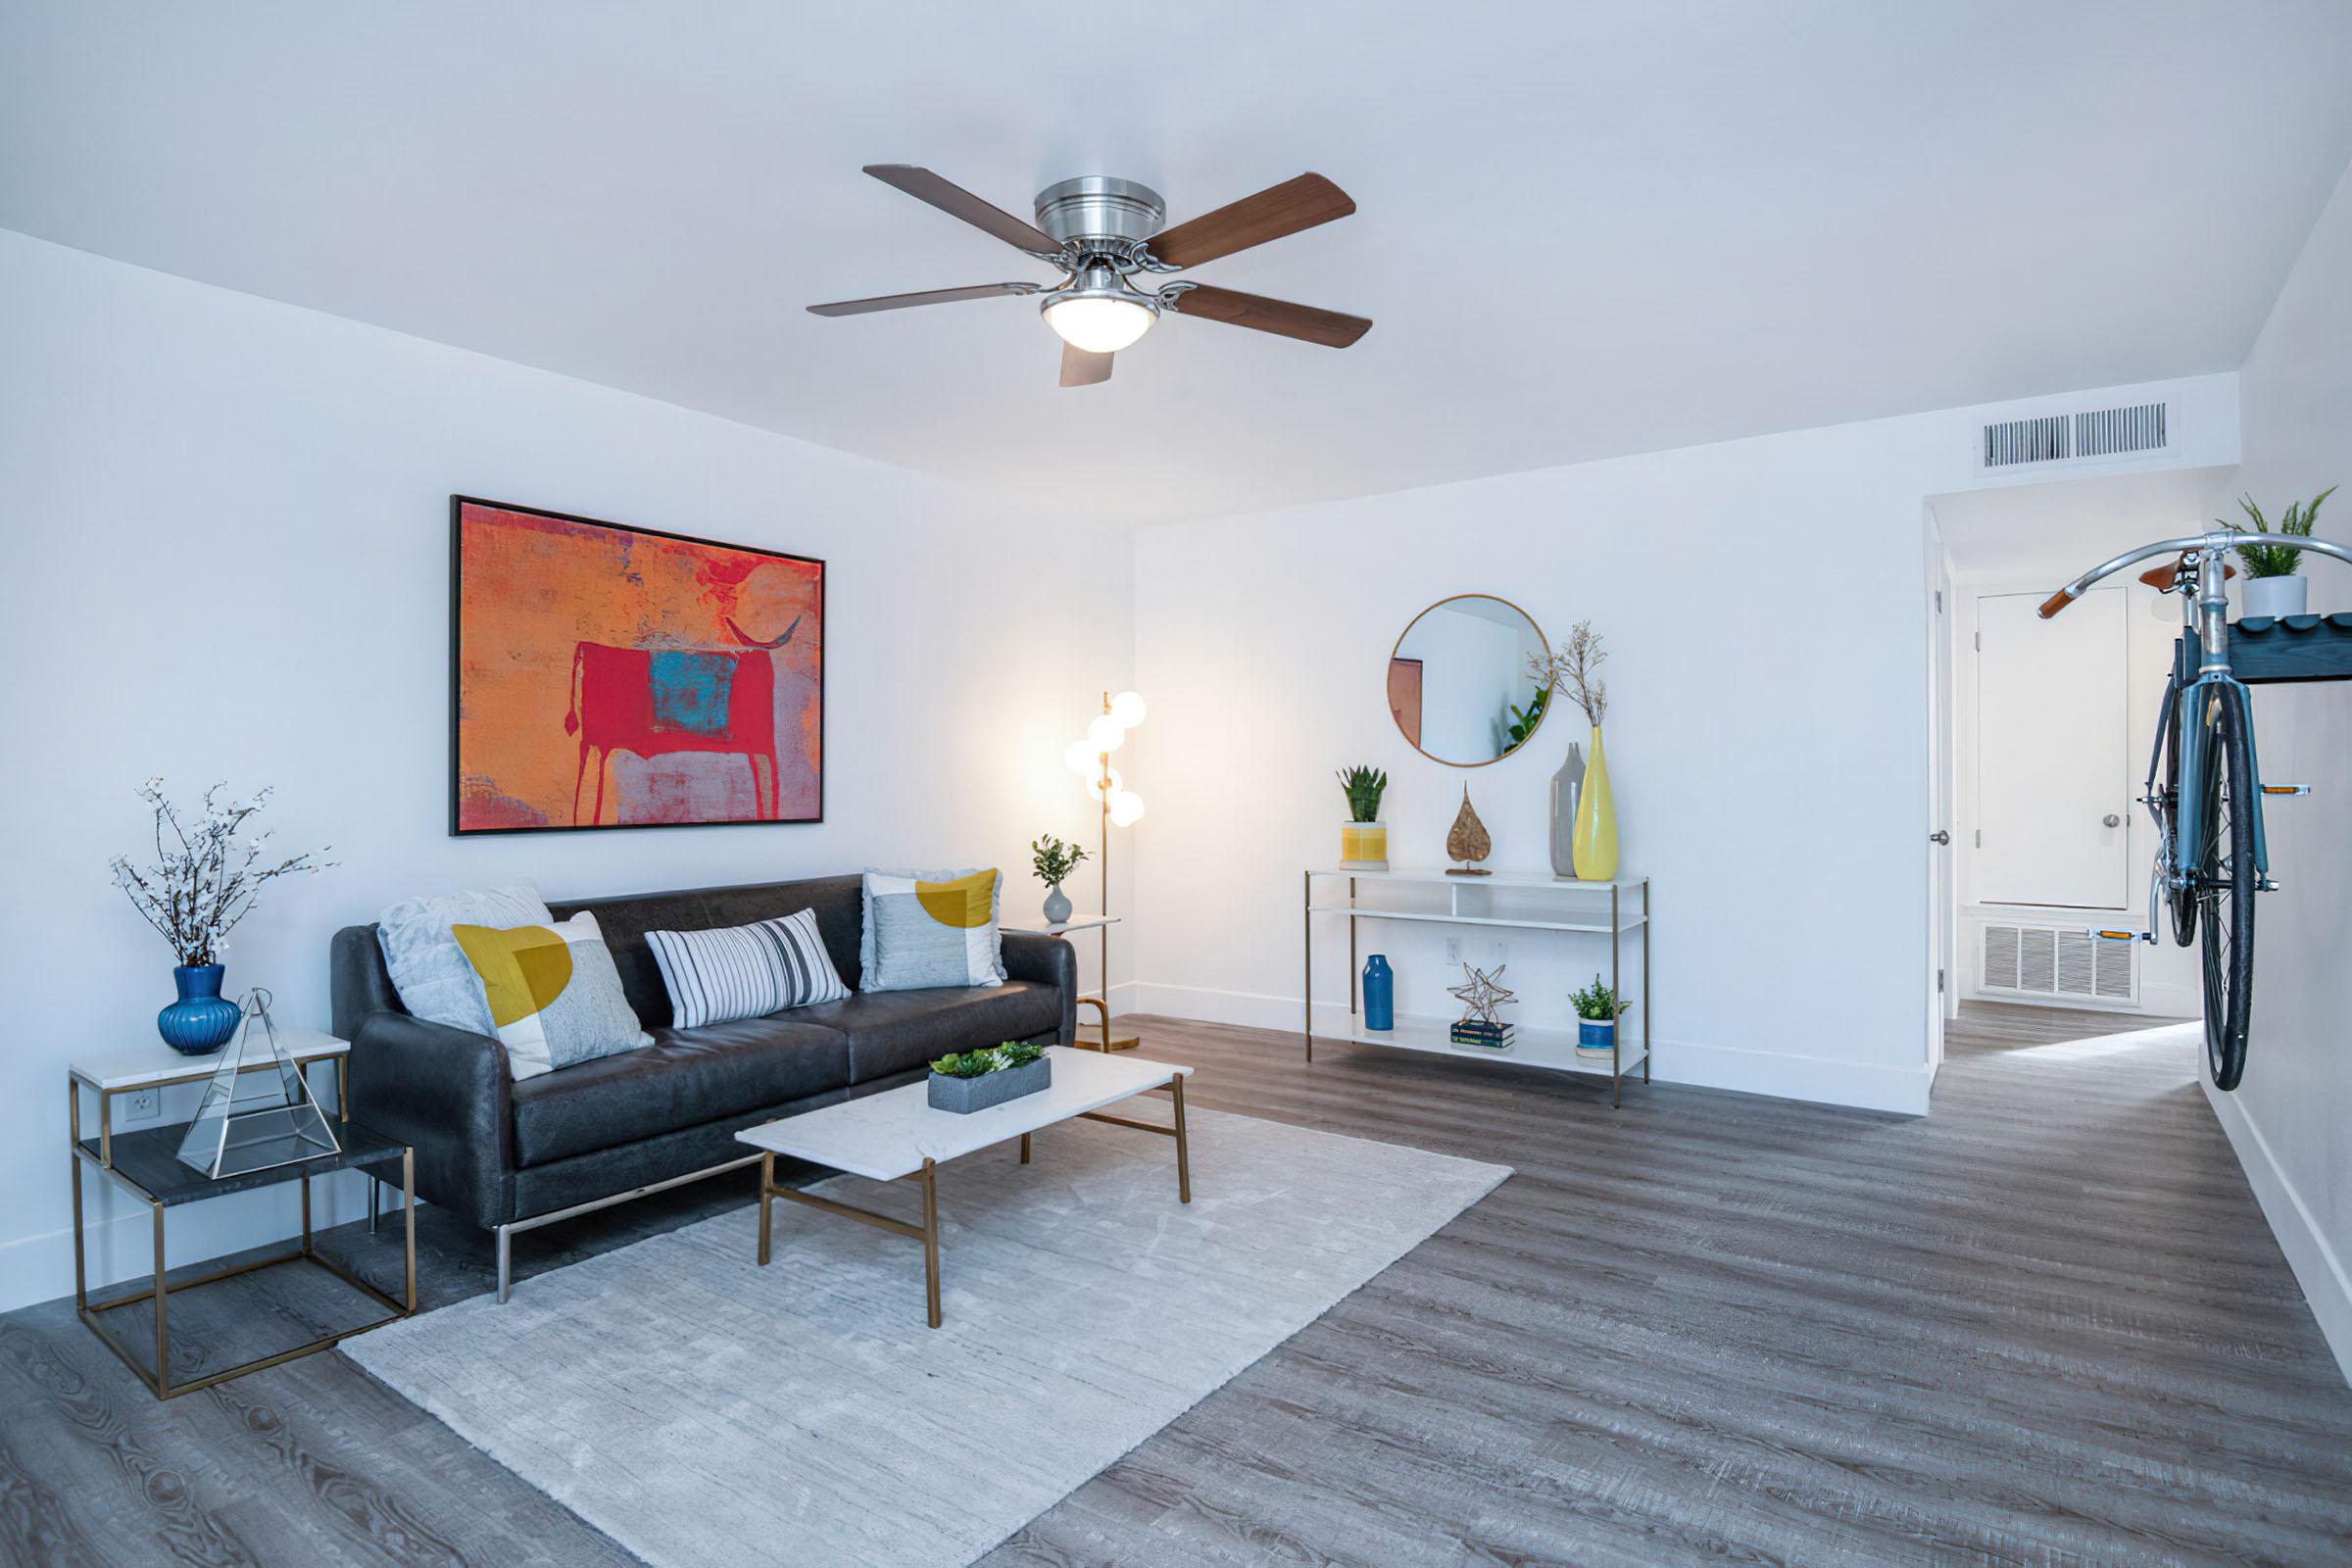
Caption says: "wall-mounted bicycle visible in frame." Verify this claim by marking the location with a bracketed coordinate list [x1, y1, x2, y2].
[2039, 530, 2351, 1090]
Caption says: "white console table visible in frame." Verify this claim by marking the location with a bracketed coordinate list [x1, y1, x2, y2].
[1301, 868, 1651, 1106]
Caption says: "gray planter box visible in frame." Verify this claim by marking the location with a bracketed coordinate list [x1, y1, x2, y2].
[927, 1054, 1052, 1113]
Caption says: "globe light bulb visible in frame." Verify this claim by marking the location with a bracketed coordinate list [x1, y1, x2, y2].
[1109, 790, 1146, 828]
[1086, 714, 1125, 755]
[1063, 739, 1097, 776]
[1087, 765, 1124, 804]
[1044, 294, 1154, 355]
[1108, 690, 1147, 728]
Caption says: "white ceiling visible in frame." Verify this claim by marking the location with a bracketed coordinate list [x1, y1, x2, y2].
[5, 3, 2350, 526]
[1933, 466, 2233, 579]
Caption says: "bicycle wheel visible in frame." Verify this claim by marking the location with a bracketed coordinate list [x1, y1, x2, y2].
[2195, 683, 2257, 1089]
[2157, 678, 2198, 946]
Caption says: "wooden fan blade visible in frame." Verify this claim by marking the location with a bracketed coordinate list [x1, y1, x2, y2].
[863, 165, 1063, 257]
[1060, 343, 1113, 387]
[1168, 284, 1371, 348]
[807, 282, 1034, 317]
[1148, 173, 1356, 269]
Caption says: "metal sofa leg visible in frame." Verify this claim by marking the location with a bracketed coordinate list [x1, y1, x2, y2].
[496, 1224, 513, 1303]
[368, 1177, 380, 1235]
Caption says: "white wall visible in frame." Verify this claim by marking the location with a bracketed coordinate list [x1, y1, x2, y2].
[2199, 158, 2352, 1384]
[0, 231, 1132, 1311]
[1129, 375, 2238, 1115]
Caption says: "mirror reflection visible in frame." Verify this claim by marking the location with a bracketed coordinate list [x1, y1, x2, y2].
[1387, 595, 1550, 765]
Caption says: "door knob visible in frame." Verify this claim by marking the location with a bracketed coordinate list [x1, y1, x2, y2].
[2103, 813, 2121, 828]
[1928, 830, 1951, 845]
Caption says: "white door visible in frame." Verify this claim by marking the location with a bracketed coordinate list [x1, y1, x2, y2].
[1976, 588, 2131, 908]
[1925, 530, 1954, 1072]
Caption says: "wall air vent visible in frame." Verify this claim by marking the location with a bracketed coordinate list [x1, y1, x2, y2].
[1979, 922, 2137, 1004]
[1981, 401, 2170, 469]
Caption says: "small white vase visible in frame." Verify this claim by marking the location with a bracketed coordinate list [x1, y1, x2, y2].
[2239, 574, 2308, 619]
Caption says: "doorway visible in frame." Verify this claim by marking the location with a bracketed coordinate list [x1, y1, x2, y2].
[1924, 466, 2231, 1091]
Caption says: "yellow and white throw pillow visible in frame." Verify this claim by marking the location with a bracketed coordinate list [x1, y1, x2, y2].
[858, 867, 1004, 992]
[450, 911, 653, 1080]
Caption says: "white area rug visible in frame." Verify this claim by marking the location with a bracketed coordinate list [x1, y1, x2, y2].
[345, 1106, 1508, 1568]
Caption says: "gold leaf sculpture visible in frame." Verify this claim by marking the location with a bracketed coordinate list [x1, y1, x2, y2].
[1446, 786, 1493, 875]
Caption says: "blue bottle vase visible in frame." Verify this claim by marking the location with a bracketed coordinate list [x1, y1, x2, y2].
[159, 964, 241, 1054]
[1361, 955, 1395, 1032]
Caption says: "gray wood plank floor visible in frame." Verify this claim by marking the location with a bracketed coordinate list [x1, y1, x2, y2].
[5, 1003, 2347, 1566]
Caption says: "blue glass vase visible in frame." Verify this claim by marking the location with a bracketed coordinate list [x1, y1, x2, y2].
[159, 964, 241, 1054]
[1361, 955, 1395, 1032]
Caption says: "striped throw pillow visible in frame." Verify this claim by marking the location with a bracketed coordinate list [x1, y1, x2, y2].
[644, 908, 850, 1029]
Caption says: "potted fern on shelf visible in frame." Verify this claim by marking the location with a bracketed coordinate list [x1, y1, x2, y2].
[2232, 487, 2336, 618]
[1336, 765, 1389, 871]
[1570, 974, 1632, 1060]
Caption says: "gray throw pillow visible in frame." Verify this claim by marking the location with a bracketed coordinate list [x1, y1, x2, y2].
[376, 883, 554, 1034]
[858, 867, 1004, 993]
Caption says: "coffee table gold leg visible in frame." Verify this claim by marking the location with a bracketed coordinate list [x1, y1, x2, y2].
[1019, 1133, 1030, 1165]
[919, 1157, 941, 1329]
[1170, 1076, 1191, 1204]
[758, 1152, 774, 1266]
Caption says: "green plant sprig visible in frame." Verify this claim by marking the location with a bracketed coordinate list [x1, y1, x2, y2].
[1336, 764, 1388, 823]
[1505, 684, 1549, 747]
[2231, 487, 2336, 579]
[1569, 974, 1632, 1022]
[931, 1041, 1046, 1079]
[1031, 834, 1088, 886]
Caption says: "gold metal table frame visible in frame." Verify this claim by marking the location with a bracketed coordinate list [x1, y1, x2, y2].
[755, 1072, 1190, 1329]
[69, 1084, 416, 1400]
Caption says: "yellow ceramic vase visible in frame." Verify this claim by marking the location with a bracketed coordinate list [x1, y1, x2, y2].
[1572, 725, 1617, 880]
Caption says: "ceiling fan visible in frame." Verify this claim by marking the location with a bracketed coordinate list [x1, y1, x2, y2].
[808, 166, 1370, 386]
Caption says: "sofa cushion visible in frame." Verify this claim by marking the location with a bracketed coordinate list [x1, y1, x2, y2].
[793, 981, 1060, 1084]
[550, 876, 866, 1028]
[510, 1014, 852, 1167]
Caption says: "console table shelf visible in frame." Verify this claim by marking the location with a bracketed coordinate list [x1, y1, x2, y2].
[1302, 868, 1652, 1106]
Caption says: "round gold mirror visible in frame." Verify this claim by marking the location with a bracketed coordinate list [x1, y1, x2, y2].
[1387, 594, 1551, 766]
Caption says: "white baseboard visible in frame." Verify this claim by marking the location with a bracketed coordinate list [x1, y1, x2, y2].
[2201, 1079, 2352, 1389]
[1130, 982, 1931, 1115]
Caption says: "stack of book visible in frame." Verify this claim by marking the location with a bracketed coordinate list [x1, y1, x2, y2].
[1449, 1018, 1515, 1050]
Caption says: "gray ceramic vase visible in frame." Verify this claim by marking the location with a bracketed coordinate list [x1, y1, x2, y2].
[1549, 740, 1585, 878]
[1043, 884, 1074, 925]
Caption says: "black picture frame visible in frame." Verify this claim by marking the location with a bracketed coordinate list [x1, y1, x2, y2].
[448, 495, 826, 836]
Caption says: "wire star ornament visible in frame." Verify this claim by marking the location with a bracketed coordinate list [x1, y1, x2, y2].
[1447, 963, 1516, 1028]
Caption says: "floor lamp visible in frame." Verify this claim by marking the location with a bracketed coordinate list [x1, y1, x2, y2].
[1064, 690, 1146, 1050]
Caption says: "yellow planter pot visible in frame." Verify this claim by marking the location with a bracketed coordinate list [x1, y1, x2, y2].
[1572, 725, 1617, 879]
[1340, 821, 1389, 870]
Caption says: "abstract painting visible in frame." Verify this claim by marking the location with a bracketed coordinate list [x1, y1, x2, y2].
[451, 497, 823, 834]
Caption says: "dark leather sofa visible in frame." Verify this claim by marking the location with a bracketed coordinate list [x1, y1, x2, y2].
[329, 875, 1075, 1298]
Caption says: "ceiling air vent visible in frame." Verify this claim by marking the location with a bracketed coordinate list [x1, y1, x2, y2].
[1981, 400, 2170, 469]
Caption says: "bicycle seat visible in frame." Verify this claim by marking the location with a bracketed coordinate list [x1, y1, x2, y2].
[2138, 557, 2236, 591]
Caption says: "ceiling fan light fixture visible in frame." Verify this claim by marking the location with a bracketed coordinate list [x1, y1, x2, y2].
[1042, 268, 1157, 354]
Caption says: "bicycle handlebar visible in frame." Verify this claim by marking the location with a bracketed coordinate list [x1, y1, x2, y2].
[2039, 531, 2352, 618]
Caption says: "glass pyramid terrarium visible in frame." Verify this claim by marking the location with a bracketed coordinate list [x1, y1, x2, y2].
[176, 988, 339, 1178]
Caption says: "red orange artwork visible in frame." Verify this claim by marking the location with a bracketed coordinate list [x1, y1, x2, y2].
[451, 498, 823, 834]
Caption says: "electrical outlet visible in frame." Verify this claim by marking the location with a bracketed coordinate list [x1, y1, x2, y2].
[1444, 937, 1462, 965]
[122, 1088, 161, 1124]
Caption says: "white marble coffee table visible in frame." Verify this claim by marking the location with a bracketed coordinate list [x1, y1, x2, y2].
[735, 1046, 1194, 1327]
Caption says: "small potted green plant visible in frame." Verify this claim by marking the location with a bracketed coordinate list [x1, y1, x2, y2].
[2231, 487, 2335, 619]
[1337, 765, 1389, 871]
[928, 1041, 1051, 1113]
[1031, 834, 1088, 925]
[1569, 974, 1632, 1060]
